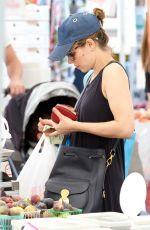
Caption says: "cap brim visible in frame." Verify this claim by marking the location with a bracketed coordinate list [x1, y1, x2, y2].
[49, 43, 73, 61]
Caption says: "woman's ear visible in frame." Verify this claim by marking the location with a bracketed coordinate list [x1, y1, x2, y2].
[86, 38, 96, 49]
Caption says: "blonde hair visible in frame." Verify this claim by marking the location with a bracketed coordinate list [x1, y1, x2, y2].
[141, 16, 150, 72]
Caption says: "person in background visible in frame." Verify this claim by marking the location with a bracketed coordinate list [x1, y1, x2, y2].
[141, 14, 150, 118]
[73, 68, 85, 93]
[3, 32, 25, 96]
[38, 8, 134, 212]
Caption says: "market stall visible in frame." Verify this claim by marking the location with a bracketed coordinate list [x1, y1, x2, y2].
[1, 1, 150, 230]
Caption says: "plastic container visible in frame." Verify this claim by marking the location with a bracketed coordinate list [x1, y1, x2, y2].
[23, 210, 41, 219]
[47, 208, 82, 218]
[0, 215, 23, 230]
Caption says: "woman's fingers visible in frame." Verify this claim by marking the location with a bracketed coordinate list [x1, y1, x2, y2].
[38, 120, 44, 132]
[39, 118, 52, 124]
[38, 107, 73, 136]
[38, 118, 54, 132]
[52, 107, 64, 120]
[50, 119, 57, 129]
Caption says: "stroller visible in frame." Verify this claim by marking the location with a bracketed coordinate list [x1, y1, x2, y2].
[4, 81, 80, 177]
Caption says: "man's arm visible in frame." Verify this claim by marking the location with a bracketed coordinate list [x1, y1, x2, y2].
[5, 44, 25, 96]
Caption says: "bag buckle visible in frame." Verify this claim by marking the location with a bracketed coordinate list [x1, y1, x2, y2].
[106, 149, 115, 168]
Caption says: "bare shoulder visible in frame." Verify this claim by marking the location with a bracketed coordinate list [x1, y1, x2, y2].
[103, 62, 128, 81]
[101, 62, 130, 98]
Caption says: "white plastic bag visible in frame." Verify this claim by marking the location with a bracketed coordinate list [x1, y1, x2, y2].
[17, 133, 57, 199]
[0, 115, 11, 148]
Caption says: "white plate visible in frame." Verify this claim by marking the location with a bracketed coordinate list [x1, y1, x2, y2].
[120, 172, 147, 217]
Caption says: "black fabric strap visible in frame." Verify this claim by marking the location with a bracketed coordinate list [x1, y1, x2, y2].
[112, 139, 120, 152]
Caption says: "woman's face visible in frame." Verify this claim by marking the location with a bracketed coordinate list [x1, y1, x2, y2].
[67, 40, 96, 73]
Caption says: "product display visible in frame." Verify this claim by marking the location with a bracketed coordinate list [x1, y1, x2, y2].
[0, 192, 82, 229]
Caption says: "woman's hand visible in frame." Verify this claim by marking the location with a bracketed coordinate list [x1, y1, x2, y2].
[38, 118, 56, 136]
[38, 107, 77, 137]
[50, 107, 77, 136]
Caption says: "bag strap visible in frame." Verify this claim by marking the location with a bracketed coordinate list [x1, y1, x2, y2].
[102, 138, 120, 198]
[106, 139, 120, 168]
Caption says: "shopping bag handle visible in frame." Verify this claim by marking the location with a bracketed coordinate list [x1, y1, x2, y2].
[34, 133, 46, 154]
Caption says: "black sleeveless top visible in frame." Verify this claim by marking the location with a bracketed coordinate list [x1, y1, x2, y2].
[72, 61, 125, 212]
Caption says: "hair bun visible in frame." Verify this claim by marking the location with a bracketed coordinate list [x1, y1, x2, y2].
[93, 8, 105, 25]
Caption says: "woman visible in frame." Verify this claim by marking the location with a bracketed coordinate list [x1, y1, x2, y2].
[38, 8, 134, 212]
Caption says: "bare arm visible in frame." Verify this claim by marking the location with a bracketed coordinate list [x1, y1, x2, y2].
[5, 45, 25, 96]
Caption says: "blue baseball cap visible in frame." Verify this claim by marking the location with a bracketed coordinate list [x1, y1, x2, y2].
[49, 12, 101, 61]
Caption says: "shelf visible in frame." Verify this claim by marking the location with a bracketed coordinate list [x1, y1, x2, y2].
[0, 149, 14, 159]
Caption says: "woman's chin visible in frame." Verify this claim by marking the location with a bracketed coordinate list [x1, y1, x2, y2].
[77, 67, 87, 73]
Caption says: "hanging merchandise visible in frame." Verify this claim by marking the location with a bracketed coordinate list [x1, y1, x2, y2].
[49, 0, 65, 81]
[50, 0, 67, 54]
[49, 0, 76, 82]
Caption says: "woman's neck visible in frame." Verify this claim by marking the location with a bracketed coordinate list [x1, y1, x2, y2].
[91, 51, 114, 81]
